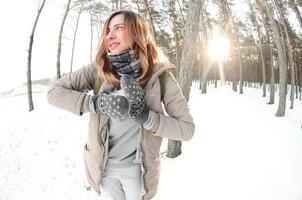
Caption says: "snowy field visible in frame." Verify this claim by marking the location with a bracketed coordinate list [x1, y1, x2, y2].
[0, 82, 301, 200]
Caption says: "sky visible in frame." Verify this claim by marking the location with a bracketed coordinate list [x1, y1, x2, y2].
[0, 0, 94, 92]
[0, 82, 301, 199]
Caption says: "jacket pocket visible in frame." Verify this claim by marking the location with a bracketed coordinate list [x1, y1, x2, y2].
[83, 145, 104, 192]
[84, 143, 91, 151]
[143, 131, 163, 158]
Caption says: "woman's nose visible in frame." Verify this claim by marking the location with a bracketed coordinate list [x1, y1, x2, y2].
[106, 30, 115, 40]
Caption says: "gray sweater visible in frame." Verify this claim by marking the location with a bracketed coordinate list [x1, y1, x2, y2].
[106, 109, 159, 167]
[106, 116, 140, 167]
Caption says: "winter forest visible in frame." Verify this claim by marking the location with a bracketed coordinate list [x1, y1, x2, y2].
[1, 0, 302, 199]
[25, 0, 302, 117]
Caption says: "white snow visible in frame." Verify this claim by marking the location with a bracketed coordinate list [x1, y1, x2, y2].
[0, 82, 301, 200]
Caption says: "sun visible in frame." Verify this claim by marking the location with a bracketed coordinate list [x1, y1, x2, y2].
[208, 35, 230, 61]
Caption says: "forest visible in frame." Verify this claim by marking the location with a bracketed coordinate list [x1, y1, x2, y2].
[26, 0, 302, 118]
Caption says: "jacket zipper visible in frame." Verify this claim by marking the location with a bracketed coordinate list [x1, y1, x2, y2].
[139, 127, 147, 200]
[101, 124, 109, 172]
[97, 121, 109, 192]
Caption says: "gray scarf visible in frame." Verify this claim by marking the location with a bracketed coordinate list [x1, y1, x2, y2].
[107, 49, 142, 78]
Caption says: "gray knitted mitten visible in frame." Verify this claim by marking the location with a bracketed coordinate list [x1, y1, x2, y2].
[94, 85, 129, 119]
[120, 75, 149, 123]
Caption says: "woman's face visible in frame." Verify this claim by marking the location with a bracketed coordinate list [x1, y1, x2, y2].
[106, 14, 134, 54]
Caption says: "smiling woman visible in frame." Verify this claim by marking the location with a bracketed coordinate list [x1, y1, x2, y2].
[208, 35, 230, 61]
[47, 10, 194, 200]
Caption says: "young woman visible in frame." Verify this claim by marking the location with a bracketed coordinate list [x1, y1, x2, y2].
[48, 10, 194, 200]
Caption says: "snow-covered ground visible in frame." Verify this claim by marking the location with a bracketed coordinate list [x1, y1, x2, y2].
[0, 82, 301, 200]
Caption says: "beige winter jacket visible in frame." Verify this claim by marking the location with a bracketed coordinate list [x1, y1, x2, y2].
[47, 61, 194, 200]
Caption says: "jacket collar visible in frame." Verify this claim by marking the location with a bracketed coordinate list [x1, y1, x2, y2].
[146, 59, 176, 89]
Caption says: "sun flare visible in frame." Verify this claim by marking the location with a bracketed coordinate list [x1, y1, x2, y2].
[208, 35, 230, 60]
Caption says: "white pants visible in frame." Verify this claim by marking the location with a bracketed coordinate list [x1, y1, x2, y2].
[100, 164, 143, 200]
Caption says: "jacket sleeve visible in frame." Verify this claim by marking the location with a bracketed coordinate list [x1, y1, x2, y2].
[47, 63, 97, 115]
[153, 72, 195, 141]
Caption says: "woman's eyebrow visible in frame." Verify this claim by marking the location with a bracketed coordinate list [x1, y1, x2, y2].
[107, 23, 124, 31]
[113, 23, 124, 27]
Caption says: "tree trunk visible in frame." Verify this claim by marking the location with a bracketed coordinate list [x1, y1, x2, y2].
[295, 55, 298, 100]
[261, 0, 287, 116]
[288, 43, 295, 109]
[221, 1, 238, 92]
[27, 0, 46, 112]
[115, 0, 120, 10]
[70, 3, 84, 73]
[143, 0, 158, 43]
[256, 0, 275, 104]
[226, 2, 243, 94]
[90, 13, 93, 62]
[297, 52, 301, 100]
[268, 53, 275, 104]
[56, 0, 72, 79]
[273, 0, 295, 109]
[214, 64, 218, 88]
[166, 0, 203, 159]
[247, 0, 266, 97]
[201, 3, 211, 94]
[170, 0, 181, 72]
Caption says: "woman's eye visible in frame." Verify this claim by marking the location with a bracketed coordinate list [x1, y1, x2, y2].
[115, 25, 124, 31]
[106, 25, 124, 35]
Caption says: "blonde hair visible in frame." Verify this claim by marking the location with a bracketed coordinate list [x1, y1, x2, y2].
[94, 10, 159, 87]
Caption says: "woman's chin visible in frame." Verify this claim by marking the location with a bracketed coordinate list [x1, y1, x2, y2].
[109, 50, 121, 54]
[109, 49, 129, 55]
